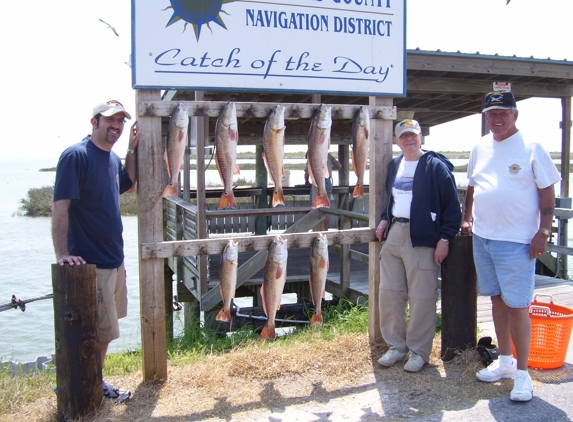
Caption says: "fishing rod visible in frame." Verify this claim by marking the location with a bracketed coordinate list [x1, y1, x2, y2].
[0, 294, 53, 313]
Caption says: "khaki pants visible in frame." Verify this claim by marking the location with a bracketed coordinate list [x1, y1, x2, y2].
[96, 262, 128, 343]
[379, 222, 439, 362]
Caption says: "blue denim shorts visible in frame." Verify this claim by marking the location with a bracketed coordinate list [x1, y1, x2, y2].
[472, 234, 535, 308]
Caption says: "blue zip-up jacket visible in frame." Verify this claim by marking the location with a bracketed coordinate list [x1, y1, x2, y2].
[380, 151, 461, 247]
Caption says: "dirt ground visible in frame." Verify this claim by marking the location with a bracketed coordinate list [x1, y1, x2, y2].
[12, 332, 528, 422]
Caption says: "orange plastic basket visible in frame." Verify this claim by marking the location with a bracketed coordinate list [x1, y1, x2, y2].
[522, 294, 573, 369]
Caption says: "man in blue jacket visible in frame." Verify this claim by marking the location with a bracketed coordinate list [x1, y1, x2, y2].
[375, 119, 461, 372]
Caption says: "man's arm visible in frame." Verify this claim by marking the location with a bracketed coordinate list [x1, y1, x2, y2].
[52, 199, 85, 266]
[124, 121, 141, 193]
[461, 185, 474, 236]
[530, 185, 556, 259]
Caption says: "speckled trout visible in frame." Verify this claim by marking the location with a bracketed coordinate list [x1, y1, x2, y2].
[215, 102, 240, 209]
[162, 103, 189, 198]
[260, 236, 288, 340]
[307, 104, 332, 209]
[309, 233, 329, 326]
[215, 239, 238, 323]
[263, 105, 286, 207]
[351, 106, 370, 198]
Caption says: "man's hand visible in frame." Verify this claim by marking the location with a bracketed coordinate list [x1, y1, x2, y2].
[56, 254, 86, 266]
[376, 220, 389, 242]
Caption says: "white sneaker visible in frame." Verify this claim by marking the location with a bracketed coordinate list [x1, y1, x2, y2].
[476, 357, 517, 382]
[510, 370, 533, 402]
[377, 348, 407, 367]
[404, 352, 426, 372]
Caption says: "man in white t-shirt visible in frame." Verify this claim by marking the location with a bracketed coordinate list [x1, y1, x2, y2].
[462, 91, 561, 402]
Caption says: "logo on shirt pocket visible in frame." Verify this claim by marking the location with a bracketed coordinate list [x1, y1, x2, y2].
[508, 163, 522, 175]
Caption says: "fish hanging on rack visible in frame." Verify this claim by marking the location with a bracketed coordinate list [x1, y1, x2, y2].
[262, 105, 286, 207]
[216, 239, 238, 323]
[351, 106, 370, 198]
[162, 103, 189, 198]
[260, 235, 288, 340]
[215, 102, 240, 209]
[306, 104, 332, 209]
[309, 233, 329, 326]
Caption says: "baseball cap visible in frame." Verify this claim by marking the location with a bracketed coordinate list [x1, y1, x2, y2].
[92, 100, 132, 119]
[395, 119, 421, 138]
[482, 92, 516, 113]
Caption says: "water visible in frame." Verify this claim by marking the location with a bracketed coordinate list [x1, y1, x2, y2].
[0, 158, 144, 362]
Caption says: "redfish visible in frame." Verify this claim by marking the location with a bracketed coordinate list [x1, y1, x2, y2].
[307, 104, 332, 209]
[162, 103, 189, 198]
[351, 106, 370, 198]
[216, 239, 238, 323]
[309, 233, 329, 326]
[215, 102, 240, 209]
[263, 105, 286, 207]
[260, 236, 288, 340]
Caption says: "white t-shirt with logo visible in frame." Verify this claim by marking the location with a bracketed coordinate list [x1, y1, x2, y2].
[392, 158, 419, 219]
[467, 131, 561, 244]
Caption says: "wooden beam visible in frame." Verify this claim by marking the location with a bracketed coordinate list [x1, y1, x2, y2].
[141, 227, 376, 259]
[136, 90, 168, 381]
[139, 100, 396, 120]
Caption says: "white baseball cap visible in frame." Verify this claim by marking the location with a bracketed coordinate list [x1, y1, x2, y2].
[395, 119, 421, 138]
[92, 100, 132, 119]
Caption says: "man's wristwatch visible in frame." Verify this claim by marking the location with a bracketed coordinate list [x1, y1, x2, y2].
[440, 238, 449, 243]
[539, 228, 551, 237]
[127, 148, 136, 154]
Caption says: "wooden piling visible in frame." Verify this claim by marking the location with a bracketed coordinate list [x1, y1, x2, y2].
[52, 263, 103, 421]
[440, 236, 477, 361]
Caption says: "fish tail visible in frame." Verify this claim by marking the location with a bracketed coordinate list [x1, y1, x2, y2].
[162, 183, 178, 198]
[310, 313, 323, 327]
[272, 189, 285, 207]
[353, 184, 364, 198]
[218, 191, 237, 209]
[311, 194, 330, 209]
[260, 323, 276, 340]
[215, 308, 231, 323]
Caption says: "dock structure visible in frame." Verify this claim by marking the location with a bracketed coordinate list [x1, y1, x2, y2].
[133, 51, 573, 381]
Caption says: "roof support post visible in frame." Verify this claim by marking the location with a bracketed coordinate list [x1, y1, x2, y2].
[368, 96, 394, 345]
[136, 90, 168, 380]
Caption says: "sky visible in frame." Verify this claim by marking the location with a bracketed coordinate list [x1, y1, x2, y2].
[1, 0, 572, 160]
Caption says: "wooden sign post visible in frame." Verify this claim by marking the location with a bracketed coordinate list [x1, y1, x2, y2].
[52, 264, 103, 421]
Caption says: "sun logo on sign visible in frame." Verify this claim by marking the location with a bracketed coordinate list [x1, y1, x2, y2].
[163, 0, 237, 41]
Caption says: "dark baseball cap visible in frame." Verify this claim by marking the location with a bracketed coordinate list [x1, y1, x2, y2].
[482, 92, 517, 113]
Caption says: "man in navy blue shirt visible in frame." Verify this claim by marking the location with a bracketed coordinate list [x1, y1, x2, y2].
[52, 100, 140, 402]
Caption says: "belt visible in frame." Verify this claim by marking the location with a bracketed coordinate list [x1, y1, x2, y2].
[392, 217, 410, 223]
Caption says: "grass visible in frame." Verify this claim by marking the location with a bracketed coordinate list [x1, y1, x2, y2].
[18, 186, 139, 217]
[0, 299, 368, 415]
[1, 297, 499, 422]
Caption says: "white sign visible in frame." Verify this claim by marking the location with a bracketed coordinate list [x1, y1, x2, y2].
[132, 0, 406, 96]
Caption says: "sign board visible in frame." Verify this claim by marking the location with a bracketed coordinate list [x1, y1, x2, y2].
[132, 0, 406, 97]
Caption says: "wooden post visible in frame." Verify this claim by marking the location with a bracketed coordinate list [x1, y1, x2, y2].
[52, 264, 102, 421]
[164, 261, 174, 342]
[136, 89, 168, 380]
[255, 144, 269, 235]
[368, 97, 393, 345]
[560, 96, 571, 277]
[440, 236, 477, 361]
[194, 91, 210, 298]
